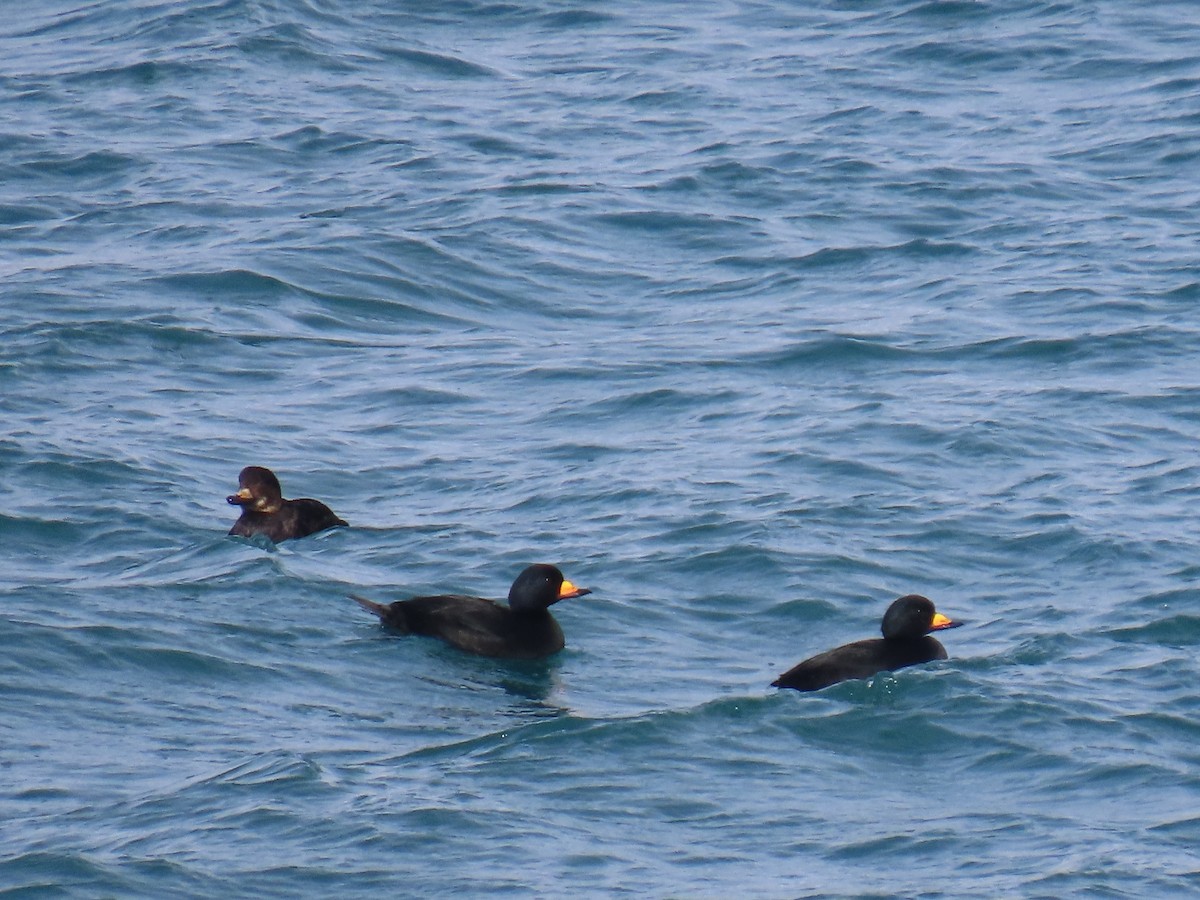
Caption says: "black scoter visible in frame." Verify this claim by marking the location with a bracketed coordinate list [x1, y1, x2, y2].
[772, 594, 961, 692]
[226, 466, 347, 542]
[352, 563, 591, 659]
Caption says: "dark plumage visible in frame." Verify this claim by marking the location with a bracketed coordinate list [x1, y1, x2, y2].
[226, 466, 347, 542]
[352, 563, 591, 659]
[772, 594, 961, 692]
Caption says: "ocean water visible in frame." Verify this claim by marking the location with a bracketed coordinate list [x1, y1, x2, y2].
[2, 0, 1199, 895]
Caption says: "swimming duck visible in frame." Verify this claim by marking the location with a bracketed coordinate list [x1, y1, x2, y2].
[352, 563, 591, 659]
[772, 594, 961, 692]
[226, 466, 347, 542]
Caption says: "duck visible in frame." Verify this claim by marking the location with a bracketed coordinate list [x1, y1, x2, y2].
[226, 466, 347, 542]
[352, 564, 591, 659]
[772, 594, 961, 692]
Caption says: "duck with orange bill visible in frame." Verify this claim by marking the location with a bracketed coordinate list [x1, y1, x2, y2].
[773, 594, 962, 692]
[353, 564, 591, 659]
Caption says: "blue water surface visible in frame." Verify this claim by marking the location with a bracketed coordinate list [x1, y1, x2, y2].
[2, 0, 1199, 896]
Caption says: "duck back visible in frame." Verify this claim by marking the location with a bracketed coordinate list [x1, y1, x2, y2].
[377, 595, 565, 659]
[230, 497, 346, 542]
[772, 636, 947, 692]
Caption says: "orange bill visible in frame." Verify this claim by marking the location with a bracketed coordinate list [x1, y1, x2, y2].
[558, 579, 592, 600]
[930, 612, 962, 631]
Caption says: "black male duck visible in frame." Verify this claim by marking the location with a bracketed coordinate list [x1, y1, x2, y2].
[353, 564, 591, 659]
[773, 594, 961, 692]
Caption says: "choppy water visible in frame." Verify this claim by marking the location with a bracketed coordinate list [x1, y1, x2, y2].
[3, 0, 1200, 896]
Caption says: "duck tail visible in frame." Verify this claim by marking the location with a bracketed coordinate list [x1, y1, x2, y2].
[351, 594, 389, 619]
